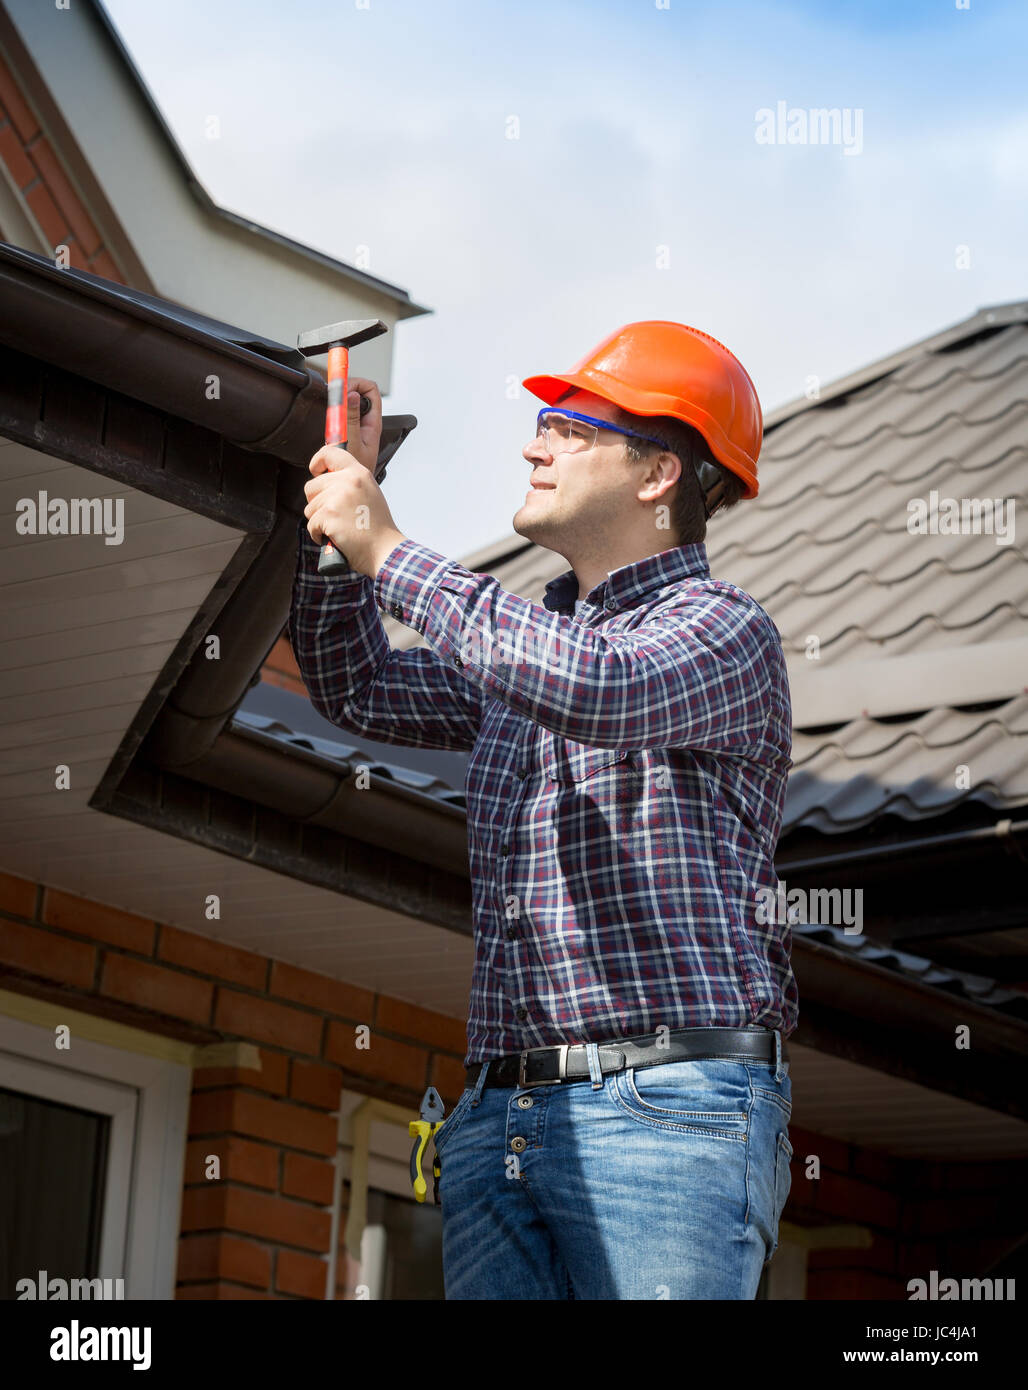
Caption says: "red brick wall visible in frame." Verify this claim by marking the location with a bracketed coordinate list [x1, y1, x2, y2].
[785, 1124, 1025, 1299]
[261, 640, 306, 698]
[0, 870, 466, 1300]
[0, 54, 124, 279]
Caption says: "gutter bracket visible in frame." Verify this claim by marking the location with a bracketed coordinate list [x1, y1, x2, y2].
[995, 817, 1027, 862]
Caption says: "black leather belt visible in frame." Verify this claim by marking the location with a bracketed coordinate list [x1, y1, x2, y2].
[465, 1027, 787, 1089]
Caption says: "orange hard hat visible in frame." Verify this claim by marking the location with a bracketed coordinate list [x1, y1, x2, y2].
[522, 320, 762, 498]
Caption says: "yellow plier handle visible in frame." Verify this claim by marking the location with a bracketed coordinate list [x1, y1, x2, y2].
[408, 1119, 443, 1203]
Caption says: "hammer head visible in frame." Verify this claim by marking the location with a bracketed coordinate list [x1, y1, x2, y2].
[296, 318, 387, 356]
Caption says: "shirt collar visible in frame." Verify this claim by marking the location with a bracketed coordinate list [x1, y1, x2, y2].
[542, 543, 711, 615]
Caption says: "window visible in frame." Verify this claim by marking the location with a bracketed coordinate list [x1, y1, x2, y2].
[0, 1007, 191, 1299]
[359, 1189, 444, 1300]
[1, 1088, 111, 1298]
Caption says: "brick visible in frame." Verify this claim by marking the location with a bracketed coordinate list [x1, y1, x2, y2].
[0, 121, 34, 190]
[214, 989, 321, 1054]
[43, 888, 154, 954]
[289, 1059, 341, 1110]
[429, 1052, 467, 1104]
[944, 1158, 1023, 1193]
[260, 667, 307, 698]
[269, 960, 374, 1021]
[101, 954, 212, 1025]
[276, 1249, 328, 1300]
[0, 919, 94, 988]
[850, 1146, 904, 1187]
[788, 1124, 852, 1176]
[188, 1089, 335, 1157]
[25, 136, 102, 256]
[159, 925, 267, 990]
[375, 996, 467, 1054]
[282, 1152, 335, 1206]
[177, 1233, 270, 1289]
[0, 871, 35, 917]
[812, 1171, 900, 1231]
[87, 248, 124, 284]
[0, 62, 40, 141]
[263, 637, 301, 681]
[905, 1159, 947, 1194]
[184, 1136, 278, 1190]
[914, 1191, 1011, 1238]
[180, 1184, 331, 1253]
[24, 182, 69, 248]
[806, 1229, 897, 1274]
[192, 1047, 289, 1096]
[63, 241, 90, 271]
[176, 1282, 272, 1300]
[324, 1021, 427, 1091]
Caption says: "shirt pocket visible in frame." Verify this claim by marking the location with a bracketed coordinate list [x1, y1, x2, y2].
[542, 739, 629, 783]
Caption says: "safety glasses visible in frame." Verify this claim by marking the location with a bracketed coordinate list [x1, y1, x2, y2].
[534, 408, 729, 518]
[535, 408, 669, 457]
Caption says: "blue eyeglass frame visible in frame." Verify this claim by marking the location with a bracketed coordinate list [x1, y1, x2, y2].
[535, 407, 668, 451]
[535, 407, 729, 518]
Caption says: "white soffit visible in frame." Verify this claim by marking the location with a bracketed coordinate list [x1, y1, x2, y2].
[0, 438, 475, 1015]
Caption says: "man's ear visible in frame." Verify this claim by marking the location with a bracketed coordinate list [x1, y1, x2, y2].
[656, 445, 683, 496]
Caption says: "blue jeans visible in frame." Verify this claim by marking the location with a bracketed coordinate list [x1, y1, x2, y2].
[433, 1042, 793, 1299]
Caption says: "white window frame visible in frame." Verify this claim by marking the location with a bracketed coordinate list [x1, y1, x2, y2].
[0, 1012, 190, 1299]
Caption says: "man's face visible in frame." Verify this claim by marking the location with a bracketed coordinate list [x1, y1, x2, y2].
[513, 388, 636, 549]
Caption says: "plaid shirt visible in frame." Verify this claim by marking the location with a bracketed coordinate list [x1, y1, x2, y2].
[291, 522, 798, 1066]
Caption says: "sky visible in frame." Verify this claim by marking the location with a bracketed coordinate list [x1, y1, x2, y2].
[102, 0, 1028, 560]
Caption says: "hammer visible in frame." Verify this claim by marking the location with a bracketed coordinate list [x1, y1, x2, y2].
[297, 317, 388, 574]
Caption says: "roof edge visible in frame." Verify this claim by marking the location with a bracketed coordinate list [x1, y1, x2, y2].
[764, 300, 1028, 432]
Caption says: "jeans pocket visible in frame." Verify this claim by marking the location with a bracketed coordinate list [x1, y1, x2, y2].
[431, 1087, 475, 1159]
[766, 1130, 794, 1261]
[613, 1059, 749, 1140]
[753, 1070, 792, 1121]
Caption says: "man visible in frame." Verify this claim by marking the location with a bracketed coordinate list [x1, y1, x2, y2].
[291, 320, 797, 1300]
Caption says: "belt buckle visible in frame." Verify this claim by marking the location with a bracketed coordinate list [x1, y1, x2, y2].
[517, 1044, 569, 1088]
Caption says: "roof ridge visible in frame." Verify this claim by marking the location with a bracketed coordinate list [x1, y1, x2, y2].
[764, 303, 1028, 430]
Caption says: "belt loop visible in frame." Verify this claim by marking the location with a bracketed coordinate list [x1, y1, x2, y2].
[773, 1030, 784, 1082]
[585, 1042, 603, 1090]
[471, 1059, 490, 1106]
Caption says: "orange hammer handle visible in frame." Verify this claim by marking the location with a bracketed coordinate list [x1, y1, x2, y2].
[317, 344, 351, 574]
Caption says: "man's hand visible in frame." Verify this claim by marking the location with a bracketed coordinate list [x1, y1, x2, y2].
[304, 444, 406, 579]
[310, 376, 383, 476]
